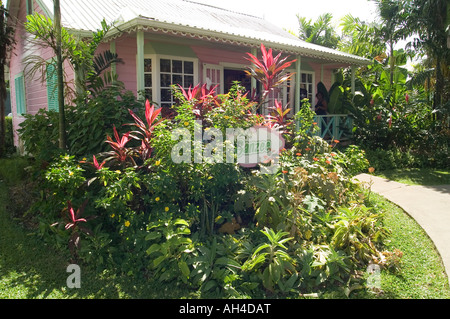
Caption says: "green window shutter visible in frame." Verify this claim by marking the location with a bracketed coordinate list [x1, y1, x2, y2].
[14, 75, 26, 115]
[26, 0, 33, 15]
[46, 63, 59, 112]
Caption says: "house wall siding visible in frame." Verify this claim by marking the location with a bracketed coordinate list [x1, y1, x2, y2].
[10, 0, 75, 148]
[114, 35, 137, 94]
[191, 45, 248, 67]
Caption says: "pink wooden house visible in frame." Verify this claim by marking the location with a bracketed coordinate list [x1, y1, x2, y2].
[6, 0, 370, 149]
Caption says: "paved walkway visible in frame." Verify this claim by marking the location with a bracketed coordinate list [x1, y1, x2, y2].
[355, 173, 450, 286]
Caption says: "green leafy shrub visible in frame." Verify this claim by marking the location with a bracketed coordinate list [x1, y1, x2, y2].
[17, 109, 61, 161]
[17, 44, 401, 298]
[242, 228, 297, 293]
[68, 87, 142, 157]
[4, 116, 16, 155]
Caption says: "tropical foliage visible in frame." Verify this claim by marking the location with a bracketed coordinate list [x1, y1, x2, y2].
[296, 0, 449, 171]
[6, 0, 448, 300]
[12, 43, 401, 298]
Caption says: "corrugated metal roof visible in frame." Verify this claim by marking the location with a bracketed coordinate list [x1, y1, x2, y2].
[39, 0, 370, 65]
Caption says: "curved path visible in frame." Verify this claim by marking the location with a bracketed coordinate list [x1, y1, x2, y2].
[355, 173, 450, 286]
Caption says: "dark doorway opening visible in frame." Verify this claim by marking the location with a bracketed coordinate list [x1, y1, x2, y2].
[224, 69, 252, 93]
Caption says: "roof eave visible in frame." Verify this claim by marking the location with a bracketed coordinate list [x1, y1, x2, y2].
[94, 17, 372, 66]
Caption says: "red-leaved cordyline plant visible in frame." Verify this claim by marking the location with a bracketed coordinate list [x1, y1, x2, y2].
[65, 200, 88, 230]
[178, 83, 220, 120]
[128, 100, 163, 140]
[92, 155, 106, 170]
[104, 125, 134, 165]
[245, 44, 296, 110]
[265, 100, 293, 134]
[51, 200, 93, 261]
[127, 100, 163, 161]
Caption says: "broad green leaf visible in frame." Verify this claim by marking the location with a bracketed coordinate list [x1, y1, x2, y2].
[153, 255, 166, 268]
[178, 260, 190, 278]
[216, 257, 241, 269]
[174, 219, 190, 227]
[145, 231, 161, 241]
[146, 243, 160, 255]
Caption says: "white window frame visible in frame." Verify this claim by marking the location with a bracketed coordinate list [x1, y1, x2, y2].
[299, 71, 316, 108]
[144, 54, 199, 108]
[203, 63, 224, 95]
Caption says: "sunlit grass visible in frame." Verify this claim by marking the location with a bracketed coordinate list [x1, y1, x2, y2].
[364, 192, 450, 299]
[375, 168, 450, 186]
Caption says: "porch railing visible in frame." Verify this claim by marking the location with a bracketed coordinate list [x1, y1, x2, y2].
[312, 114, 353, 141]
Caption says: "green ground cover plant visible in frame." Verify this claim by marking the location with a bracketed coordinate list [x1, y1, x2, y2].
[2, 157, 449, 299]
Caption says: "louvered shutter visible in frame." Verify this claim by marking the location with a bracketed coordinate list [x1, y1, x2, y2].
[46, 63, 59, 111]
[14, 75, 26, 115]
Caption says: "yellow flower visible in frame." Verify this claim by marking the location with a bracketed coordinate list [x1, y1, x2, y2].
[110, 214, 115, 218]
[69, 171, 74, 176]
[64, 155, 70, 160]
[184, 121, 190, 126]
[165, 207, 169, 212]
[115, 170, 121, 174]
[155, 197, 160, 202]
[82, 157, 87, 161]
[155, 160, 161, 166]
[124, 221, 130, 227]
[305, 230, 312, 240]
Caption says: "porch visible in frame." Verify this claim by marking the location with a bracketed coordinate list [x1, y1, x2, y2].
[298, 114, 354, 142]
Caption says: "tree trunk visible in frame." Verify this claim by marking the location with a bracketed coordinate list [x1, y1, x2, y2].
[434, 54, 443, 112]
[389, 39, 395, 87]
[0, 5, 6, 157]
[54, 0, 66, 150]
[0, 92, 5, 158]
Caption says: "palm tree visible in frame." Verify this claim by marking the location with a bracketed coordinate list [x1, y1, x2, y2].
[372, 0, 409, 87]
[297, 13, 341, 49]
[404, 0, 449, 109]
[339, 14, 385, 60]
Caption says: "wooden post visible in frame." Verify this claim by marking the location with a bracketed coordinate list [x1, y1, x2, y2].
[136, 28, 145, 100]
[250, 47, 257, 94]
[295, 55, 301, 115]
[351, 65, 356, 95]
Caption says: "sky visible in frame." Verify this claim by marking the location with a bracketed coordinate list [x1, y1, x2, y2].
[194, 0, 380, 34]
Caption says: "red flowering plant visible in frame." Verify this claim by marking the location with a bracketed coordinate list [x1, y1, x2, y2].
[177, 83, 220, 122]
[125, 100, 163, 163]
[245, 44, 296, 112]
[103, 125, 135, 166]
[265, 99, 294, 137]
[51, 200, 94, 261]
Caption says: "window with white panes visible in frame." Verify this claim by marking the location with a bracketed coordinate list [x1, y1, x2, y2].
[300, 72, 315, 105]
[144, 58, 153, 102]
[160, 58, 195, 108]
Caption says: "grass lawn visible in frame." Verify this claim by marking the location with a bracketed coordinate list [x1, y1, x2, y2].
[375, 168, 450, 186]
[363, 192, 450, 299]
[1, 158, 449, 299]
